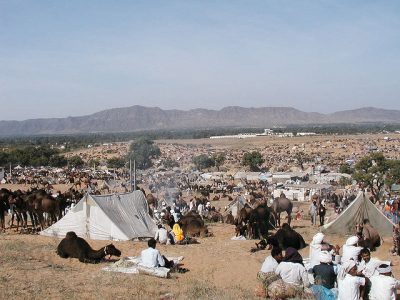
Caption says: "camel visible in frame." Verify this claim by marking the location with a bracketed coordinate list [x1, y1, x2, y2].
[57, 231, 121, 263]
[179, 212, 210, 237]
[224, 212, 235, 224]
[272, 196, 293, 227]
[25, 189, 60, 230]
[356, 220, 381, 251]
[265, 223, 307, 250]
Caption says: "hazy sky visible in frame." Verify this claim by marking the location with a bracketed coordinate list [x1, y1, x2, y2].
[1, 1, 399, 120]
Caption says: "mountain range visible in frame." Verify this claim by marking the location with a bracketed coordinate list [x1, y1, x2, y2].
[1, 106, 400, 136]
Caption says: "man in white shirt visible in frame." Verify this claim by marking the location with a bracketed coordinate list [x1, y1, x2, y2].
[140, 238, 173, 268]
[154, 224, 168, 245]
[198, 203, 204, 217]
[338, 260, 367, 300]
[358, 248, 391, 278]
[369, 264, 400, 300]
[274, 247, 310, 287]
[260, 247, 283, 273]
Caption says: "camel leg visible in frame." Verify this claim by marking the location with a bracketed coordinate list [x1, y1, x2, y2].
[287, 212, 292, 226]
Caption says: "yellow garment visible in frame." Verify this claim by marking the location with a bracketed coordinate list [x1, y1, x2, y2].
[172, 224, 184, 242]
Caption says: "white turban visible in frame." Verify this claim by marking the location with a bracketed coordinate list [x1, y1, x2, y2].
[319, 251, 332, 264]
[338, 260, 356, 280]
[377, 264, 392, 274]
[345, 236, 359, 246]
[312, 233, 325, 245]
[309, 233, 325, 268]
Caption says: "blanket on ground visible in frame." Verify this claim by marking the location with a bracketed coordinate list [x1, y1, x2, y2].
[102, 256, 184, 278]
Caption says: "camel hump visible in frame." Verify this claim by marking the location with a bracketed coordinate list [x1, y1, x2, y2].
[66, 231, 78, 239]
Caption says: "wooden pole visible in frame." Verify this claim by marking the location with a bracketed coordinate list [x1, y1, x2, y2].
[133, 160, 136, 191]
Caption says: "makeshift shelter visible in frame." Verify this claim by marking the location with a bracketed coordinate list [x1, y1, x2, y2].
[322, 192, 394, 236]
[40, 191, 157, 241]
[222, 195, 250, 218]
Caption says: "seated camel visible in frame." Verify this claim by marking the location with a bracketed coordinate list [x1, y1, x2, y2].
[264, 223, 307, 250]
[57, 231, 121, 263]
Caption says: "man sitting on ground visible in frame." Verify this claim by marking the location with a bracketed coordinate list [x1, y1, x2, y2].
[312, 251, 337, 290]
[260, 247, 283, 273]
[154, 224, 169, 245]
[140, 238, 174, 268]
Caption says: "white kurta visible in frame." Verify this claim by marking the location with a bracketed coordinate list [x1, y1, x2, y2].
[275, 262, 310, 287]
[260, 256, 278, 273]
[140, 247, 165, 268]
[358, 258, 391, 278]
[338, 274, 365, 300]
[369, 274, 400, 300]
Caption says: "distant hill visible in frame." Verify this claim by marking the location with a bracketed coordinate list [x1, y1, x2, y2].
[0, 105, 399, 136]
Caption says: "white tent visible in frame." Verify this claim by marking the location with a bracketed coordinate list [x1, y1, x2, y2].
[40, 191, 157, 241]
[322, 192, 394, 236]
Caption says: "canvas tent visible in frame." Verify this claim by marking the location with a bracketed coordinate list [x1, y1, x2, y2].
[322, 192, 394, 236]
[40, 191, 157, 241]
[222, 195, 250, 218]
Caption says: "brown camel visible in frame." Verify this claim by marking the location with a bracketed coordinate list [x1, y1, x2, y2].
[57, 231, 121, 263]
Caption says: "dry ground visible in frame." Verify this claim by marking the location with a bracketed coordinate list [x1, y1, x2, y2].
[1, 202, 399, 300]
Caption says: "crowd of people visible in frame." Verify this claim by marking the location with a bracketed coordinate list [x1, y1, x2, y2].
[258, 232, 399, 300]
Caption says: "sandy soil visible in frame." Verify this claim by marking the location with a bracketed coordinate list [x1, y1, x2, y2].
[1, 202, 399, 300]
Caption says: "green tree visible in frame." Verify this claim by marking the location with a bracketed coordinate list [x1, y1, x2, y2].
[193, 154, 215, 171]
[242, 151, 264, 172]
[162, 159, 179, 169]
[339, 163, 353, 174]
[353, 152, 389, 202]
[127, 138, 161, 170]
[386, 160, 400, 187]
[213, 153, 226, 171]
[68, 155, 85, 168]
[107, 157, 126, 169]
[294, 151, 312, 171]
[49, 155, 68, 167]
[338, 176, 353, 187]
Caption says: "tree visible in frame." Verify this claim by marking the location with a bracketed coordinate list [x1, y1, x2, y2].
[339, 163, 353, 174]
[162, 159, 179, 169]
[193, 154, 214, 171]
[294, 151, 312, 171]
[242, 151, 264, 172]
[126, 138, 161, 170]
[68, 155, 85, 168]
[353, 152, 389, 202]
[49, 155, 68, 167]
[107, 157, 126, 169]
[213, 153, 226, 171]
[385, 160, 400, 187]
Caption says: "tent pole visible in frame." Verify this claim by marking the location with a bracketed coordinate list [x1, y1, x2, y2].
[129, 159, 132, 192]
[133, 160, 136, 191]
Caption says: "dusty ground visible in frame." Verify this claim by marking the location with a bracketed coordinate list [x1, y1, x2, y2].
[1, 202, 399, 300]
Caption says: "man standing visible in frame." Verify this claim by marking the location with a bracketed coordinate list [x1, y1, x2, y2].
[319, 203, 326, 226]
[309, 200, 318, 226]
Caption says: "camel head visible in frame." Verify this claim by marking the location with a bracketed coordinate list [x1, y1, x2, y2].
[105, 244, 121, 257]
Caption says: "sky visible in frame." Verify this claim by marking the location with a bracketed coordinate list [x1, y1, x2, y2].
[1, 1, 399, 120]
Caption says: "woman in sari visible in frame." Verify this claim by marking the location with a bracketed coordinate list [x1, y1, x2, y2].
[172, 222, 184, 243]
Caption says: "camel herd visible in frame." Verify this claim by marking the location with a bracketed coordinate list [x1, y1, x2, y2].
[0, 187, 83, 233]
